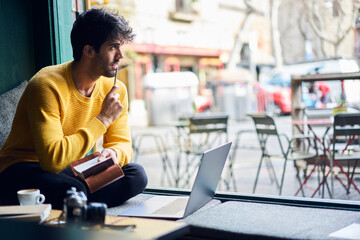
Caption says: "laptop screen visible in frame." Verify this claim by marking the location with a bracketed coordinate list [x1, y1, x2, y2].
[184, 142, 232, 217]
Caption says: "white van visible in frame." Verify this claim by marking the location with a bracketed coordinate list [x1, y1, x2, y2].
[262, 58, 359, 85]
[260, 58, 360, 108]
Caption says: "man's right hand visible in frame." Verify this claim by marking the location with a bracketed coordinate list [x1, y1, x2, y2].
[96, 85, 123, 127]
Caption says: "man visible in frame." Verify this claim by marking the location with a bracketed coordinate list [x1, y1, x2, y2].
[0, 8, 147, 209]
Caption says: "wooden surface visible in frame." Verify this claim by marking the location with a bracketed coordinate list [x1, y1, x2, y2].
[46, 210, 188, 240]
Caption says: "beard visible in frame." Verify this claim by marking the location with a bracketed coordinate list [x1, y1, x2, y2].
[102, 67, 116, 78]
[99, 61, 116, 78]
[93, 55, 118, 78]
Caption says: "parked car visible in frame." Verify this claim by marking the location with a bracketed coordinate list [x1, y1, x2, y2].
[257, 58, 360, 115]
[252, 82, 290, 116]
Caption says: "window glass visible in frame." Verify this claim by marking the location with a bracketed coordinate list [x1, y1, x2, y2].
[91, 0, 360, 203]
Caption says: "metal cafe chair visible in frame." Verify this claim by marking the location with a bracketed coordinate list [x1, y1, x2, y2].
[176, 113, 229, 187]
[248, 113, 318, 196]
[132, 131, 176, 186]
[226, 129, 258, 191]
[324, 113, 360, 197]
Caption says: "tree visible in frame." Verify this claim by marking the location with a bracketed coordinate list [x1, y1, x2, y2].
[226, 0, 264, 70]
[303, 0, 359, 57]
[270, 0, 283, 67]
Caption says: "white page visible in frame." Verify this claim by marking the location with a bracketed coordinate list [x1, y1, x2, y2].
[329, 223, 360, 240]
[73, 156, 100, 173]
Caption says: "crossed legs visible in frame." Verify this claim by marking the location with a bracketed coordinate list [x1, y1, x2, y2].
[0, 162, 147, 209]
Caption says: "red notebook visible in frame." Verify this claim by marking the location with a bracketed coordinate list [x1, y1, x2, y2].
[70, 152, 125, 193]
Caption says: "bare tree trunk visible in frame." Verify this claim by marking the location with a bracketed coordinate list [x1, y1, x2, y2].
[227, 14, 252, 70]
[270, 0, 283, 67]
[226, 0, 264, 70]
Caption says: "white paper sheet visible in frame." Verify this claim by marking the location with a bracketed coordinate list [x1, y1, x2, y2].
[329, 223, 360, 240]
[73, 156, 100, 172]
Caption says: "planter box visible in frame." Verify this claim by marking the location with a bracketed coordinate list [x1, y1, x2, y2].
[333, 106, 347, 115]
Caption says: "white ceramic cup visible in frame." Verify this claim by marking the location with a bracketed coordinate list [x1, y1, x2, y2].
[17, 189, 45, 206]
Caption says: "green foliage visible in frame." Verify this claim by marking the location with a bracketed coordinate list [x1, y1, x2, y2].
[337, 98, 347, 106]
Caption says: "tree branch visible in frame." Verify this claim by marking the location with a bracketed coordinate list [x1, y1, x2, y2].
[304, 0, 337, 45]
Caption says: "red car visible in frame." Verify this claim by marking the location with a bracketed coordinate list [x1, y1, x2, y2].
[253, 82, 291, 116]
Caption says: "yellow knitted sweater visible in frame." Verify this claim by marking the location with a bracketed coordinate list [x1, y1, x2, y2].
[0, 61, 132, 173]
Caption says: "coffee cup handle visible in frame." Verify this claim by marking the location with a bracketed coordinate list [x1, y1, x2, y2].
[36, 194, 45, 204]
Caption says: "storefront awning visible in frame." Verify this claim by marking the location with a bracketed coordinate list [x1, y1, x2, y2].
[126, 43, 230, 57]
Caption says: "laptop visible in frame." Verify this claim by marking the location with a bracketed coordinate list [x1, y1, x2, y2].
[118, 142, 232, 219]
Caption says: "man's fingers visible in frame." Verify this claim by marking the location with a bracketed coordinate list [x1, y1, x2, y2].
[98, 148, 117, 162]
[108, 84, 119, 96]
[97, 152, 109, 162]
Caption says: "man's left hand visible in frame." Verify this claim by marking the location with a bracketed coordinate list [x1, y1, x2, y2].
[98, 148, 118, 163]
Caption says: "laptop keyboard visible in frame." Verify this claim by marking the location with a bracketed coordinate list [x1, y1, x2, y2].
[152, 198, 188, 215]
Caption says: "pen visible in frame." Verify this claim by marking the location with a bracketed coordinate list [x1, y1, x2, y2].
[114, 65, 129, 86]
[114, 66, 118, 86]
[103, 224, 136, 230]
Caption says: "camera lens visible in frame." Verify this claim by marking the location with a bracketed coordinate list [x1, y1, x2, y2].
[85, 202, 107, 225]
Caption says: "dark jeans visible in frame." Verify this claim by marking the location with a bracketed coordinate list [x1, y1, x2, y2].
[0, 162, 148, 209]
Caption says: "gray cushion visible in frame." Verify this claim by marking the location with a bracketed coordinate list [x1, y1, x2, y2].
[0, 81, 28, 148]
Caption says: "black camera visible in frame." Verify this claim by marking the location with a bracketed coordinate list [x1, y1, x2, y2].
[63, 187, 107, 226]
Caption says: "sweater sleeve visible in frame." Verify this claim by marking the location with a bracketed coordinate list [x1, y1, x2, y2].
[102, 82, 133, 167]
[25, 79, 107, 173]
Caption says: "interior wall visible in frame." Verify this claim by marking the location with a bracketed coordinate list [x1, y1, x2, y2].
[0, 0, 35, 94]
[0, 0, 75, 94]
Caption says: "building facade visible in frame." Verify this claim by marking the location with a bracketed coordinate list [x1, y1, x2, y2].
[97, 0, 273, 101]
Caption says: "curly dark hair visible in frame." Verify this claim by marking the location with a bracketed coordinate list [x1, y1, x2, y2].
[71, 8, 135, 61]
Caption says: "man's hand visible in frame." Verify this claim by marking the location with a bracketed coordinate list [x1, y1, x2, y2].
[98, 148, 118, 163]
[96, 85, 123, 127]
